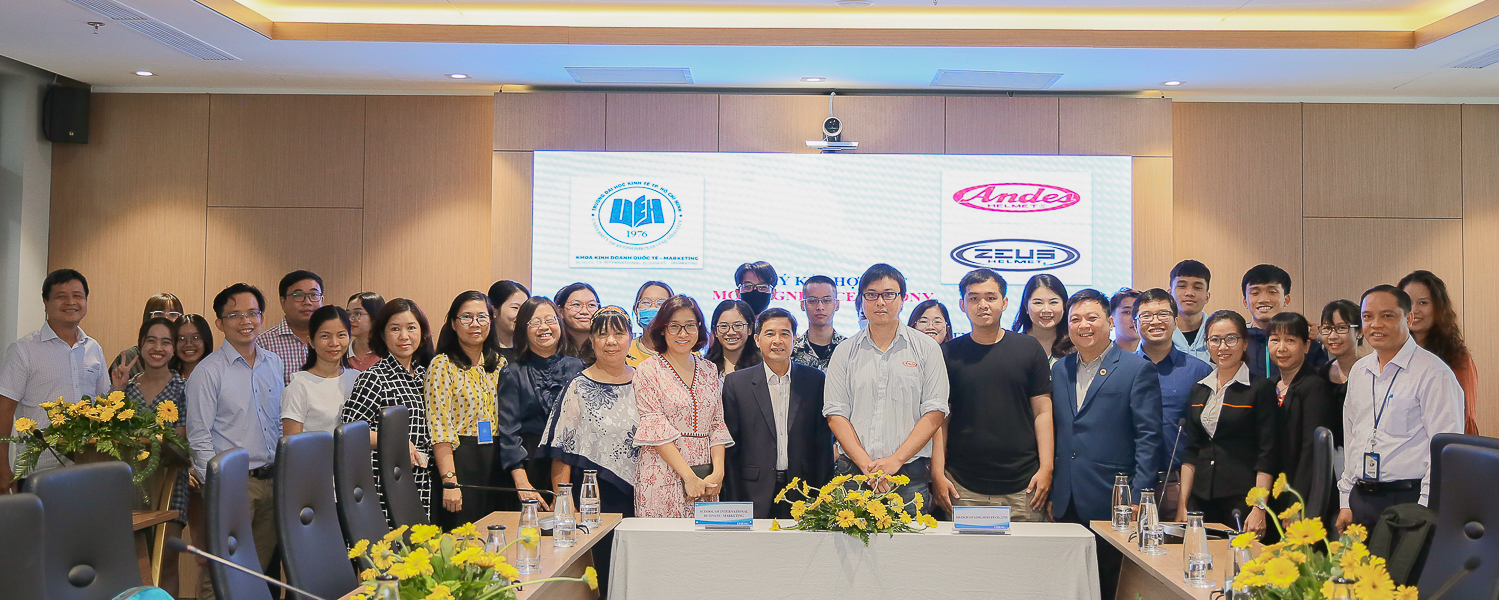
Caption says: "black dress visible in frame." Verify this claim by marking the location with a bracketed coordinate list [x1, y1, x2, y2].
[495, 352, 585, 509]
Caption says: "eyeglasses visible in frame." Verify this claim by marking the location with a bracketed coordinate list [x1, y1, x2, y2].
[715, 322, 749, 334]
[565, 301, 600, 313]
[456, 314, 491, 326]
[862, 291, 901, 302]
[738, 283, 774, 294]
[286, 292, 323, 303]
[915, 318, 947, 328]
[1135, 311, 1175, 323]
[1206, 335, 1243, 348]
[149, 311, 183, 320]
[528, 316, 560, 328]
[636, 299, 666, 310]
[804, 296, 836, 307]
[1318, 325, 1357, 336]
[350, 310, 370, 319]
[666, 322, 699, 335]
[223, 310, 263, 322]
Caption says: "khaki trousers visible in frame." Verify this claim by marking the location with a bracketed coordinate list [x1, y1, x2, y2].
[946, 469, 1049, 522]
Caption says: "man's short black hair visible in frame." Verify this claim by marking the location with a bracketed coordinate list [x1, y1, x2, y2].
[1132, 288, 1178, 318]
[278, 270, 324, 298]
[1066, 288, 1110, 318]
[1361, 284, 1412, 314]
[802, 275, 836, 290]
[958, 268, 1007, 297]
[735, 261, 778, 287]
[42, 269, 89, 300]
[858, 263, 907, 296]
[1241, 264, 1292, 297]
[1109, 288, 1140, 315]
[1170, 260, 1211, 287]
[755, 307, 799, 336]
[213, 283, 266, 318]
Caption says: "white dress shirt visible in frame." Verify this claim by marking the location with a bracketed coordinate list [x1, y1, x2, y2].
[0, 324, 111, 471]
[765, 364, 792, 471]
[1196, 363, 1250, 438]
[1337, 335, 1464, 508]
[823, 325, 950, 463]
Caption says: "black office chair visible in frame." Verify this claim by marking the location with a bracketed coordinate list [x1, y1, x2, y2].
[1304, 426, 1336, 522]
[379, 405, 429, 527]
[207, 449, 273, 600]
[276, 431, 359, 600]
[1417, 443, 1499, 600]
[0, 493, 45, 599]
[27, 462, 140, 600]
[335, 421, 391, 546]
[1429, 433, 1499, 513]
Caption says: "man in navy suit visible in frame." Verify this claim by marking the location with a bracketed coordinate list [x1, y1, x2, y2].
[1050, 288, 1164, 599]
[723, 308, 834, 518]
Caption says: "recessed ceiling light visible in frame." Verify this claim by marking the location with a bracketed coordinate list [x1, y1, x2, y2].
[134, 70, 155, 77]
[801, 77, 827, 82]
[1163, 80, 1183, 86]
[836, 0, 873, 6]
[447, 73, 471, 79]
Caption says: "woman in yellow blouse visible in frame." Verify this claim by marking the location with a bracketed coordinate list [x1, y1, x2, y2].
[427, 290, 507, 529]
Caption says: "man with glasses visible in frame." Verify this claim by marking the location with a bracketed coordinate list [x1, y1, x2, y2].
[1132, 288, 1212, 519]
[186, 282, 283, 599]
[735, 261, 779, 316]
[792, 275, 846, 370]
[254, 269, 324, 384]
[823, 264, 949, 512]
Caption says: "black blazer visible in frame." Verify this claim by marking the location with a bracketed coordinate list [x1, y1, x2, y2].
[1184, 371, 1278, 501]
[721, 362, 833, 518]
[1273, 367, 1342, 506]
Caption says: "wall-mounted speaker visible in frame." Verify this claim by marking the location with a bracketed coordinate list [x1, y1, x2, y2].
[42, 85, 90, 144]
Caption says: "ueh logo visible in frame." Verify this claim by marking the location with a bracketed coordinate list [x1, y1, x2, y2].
[950, 239, 1080, 272]
[953, 183, 1081, 213]
[591, 181, 682, 248]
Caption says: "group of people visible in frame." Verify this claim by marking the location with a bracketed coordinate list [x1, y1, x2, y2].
[0, 257, 1476, 597]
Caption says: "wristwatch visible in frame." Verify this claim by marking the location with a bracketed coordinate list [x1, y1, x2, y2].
[442, 471, 458, 480]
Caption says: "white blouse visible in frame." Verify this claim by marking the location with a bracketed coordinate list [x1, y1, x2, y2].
[281, 368, 359, 433]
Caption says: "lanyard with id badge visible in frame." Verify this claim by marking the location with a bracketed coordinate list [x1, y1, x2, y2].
[468, 368, 495, 445]
[1363, 369, 1401, 482]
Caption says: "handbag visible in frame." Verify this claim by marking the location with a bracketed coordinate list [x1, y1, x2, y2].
[690, 464, 713, 479]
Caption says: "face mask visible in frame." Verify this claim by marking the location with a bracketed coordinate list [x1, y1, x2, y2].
[741, 290, 772, 314]
[637, 308, 659, 329]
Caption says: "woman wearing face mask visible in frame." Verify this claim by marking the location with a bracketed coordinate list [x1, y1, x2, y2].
[110, 292, 185, 384]
[1013, 274, 1074, 362]
[488, 280, 531, 363]
[734, 261, 778, 316]
[171, 314, 213, 380]
[1178, 310, 1277, 537]
[1266, 312, 1340, 534]
[628, 281, 673, 367]
[427, 291, 507, 529]
[282, 306, 359, 435]
[497, 297, 584, 510]
[908, 299, 952, 344]
[347, 292, 386, 371]
[705, 300, 762, 377]
[121, 316, 191, 597]
[554, 282, 601, 364]
[1399, 270, 1479, 435]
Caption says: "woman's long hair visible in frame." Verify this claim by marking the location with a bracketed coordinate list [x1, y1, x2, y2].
[1398, 270, 1469, 369]
[301, 305, 353, 372]
[435, 290, 504, 372]
[907, 299, 952, 344]
[169, 313, 214, 373]
[1012, 274, 1074, 357]
[703, 299, 761, 374]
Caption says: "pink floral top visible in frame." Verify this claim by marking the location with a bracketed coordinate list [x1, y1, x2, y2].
[633, 353, 734, 517]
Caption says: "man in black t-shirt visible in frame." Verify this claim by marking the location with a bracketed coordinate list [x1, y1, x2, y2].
[931, 269, 1055, 521]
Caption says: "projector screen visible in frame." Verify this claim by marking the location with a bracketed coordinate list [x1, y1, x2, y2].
[532, 151, 1133, 336]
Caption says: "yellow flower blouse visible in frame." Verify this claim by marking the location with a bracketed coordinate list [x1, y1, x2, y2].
[424, 353, 505, 447]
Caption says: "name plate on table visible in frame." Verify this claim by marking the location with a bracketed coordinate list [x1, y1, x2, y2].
[694, 502, 754, 530]
[952, 506, 1011, 534]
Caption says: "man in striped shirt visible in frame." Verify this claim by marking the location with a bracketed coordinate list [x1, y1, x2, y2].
[254, 269, 323, 384]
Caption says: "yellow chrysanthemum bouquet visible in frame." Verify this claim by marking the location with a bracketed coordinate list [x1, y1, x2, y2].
[348, 523, 598, 600]
[1231, 474, 1417, 600]
[770, 472, 939, 545]
[2, 391, 187, 491]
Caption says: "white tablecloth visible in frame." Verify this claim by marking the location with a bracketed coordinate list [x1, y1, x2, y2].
[610, 518, 1100, 599]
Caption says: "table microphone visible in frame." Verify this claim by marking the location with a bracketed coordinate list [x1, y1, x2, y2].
[1231, 508, 1244, 533]
[1156, 418, 1188, 499]
[1426, 555, 1482, 600]
[165, 537, 333, 600]
[440, 481, 556, 497]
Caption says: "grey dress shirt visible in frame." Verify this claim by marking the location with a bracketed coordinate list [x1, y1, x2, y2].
[822, 325, 949, 463]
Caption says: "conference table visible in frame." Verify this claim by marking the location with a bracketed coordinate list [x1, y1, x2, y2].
[610, 518, 1102, 599]
[1090, 521, 1238, 600]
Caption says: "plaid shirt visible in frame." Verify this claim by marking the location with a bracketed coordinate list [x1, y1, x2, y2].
[791, 330, 846, 371]
[254, 319, 308, 385]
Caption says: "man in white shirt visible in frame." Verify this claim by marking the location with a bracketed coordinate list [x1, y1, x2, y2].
[0, 269, 112, 489]
[1335, 284, 1464, 532]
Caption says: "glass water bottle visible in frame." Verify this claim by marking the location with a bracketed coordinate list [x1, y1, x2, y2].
[517, 498, 542, 575]
[554, 483, 578, 548]
[580, 470, 602, 528]
[1137, 490, 1165, 555]
[1182, 511, 1215, 588]
[1111, 473, 1134, 531]
[372, 574, 400, 600]
[485, 524, 509, 581]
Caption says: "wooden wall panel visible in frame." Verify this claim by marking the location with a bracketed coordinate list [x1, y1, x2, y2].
[363, 96, 495, 317]
[944, 96, 1059, 155]
[718, 95, 828, 153]
[1172, 102, 1303, 316]
[49, 94, 209, 356]
[1462, 104, 1499, 435]
[1060, 97, 1172, 157]
[207, 94, 365, 208]
[204, 207, 363, 328]
[828, 95, 945, 154]
[493, 152, 533, 288]
[1133, 157, 1173, 291]
[1302, 104, 1462, 218]
[606, 93, 719, 151]
[1301, 217, 1463, 331]
[494, 92, 605, 151]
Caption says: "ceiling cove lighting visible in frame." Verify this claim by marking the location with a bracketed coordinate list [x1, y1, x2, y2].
[134, 70, 154, 76]
[836, 0, 873, 6]
[447, 73, 471, 79]
[1163, 80, 1183, 86]
[801, 77, 827, 82]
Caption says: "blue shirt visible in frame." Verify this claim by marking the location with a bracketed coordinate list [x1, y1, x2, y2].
[1171, 326, 1211, 364]
[185, 341, 284, 474]
[1136, 346, 1212, 474]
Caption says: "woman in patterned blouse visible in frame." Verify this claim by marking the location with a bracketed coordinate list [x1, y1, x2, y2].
[341, 298, 436, 523]
[634, 295, 734, 518]
[427, 290, 507, 529]
[118, 316, 190, 598]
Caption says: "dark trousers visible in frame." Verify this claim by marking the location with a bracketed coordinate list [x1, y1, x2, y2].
[1060, 501, 1122, 600]
[437, 436, 497, 530]
[1349, 482, 1421, 529]
[496, 433, 552, 512]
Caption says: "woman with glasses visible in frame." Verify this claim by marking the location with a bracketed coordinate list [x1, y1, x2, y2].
[110, 292, 185, 384]
[1316, 300, 1367, 403]
[488, 280, 530, 363]
[497, 296, 584, 510]
[347, 292, 386, 371]
[1013, 274, 1073, 362]
[1266, 312, 1341, 533]
[908, 298, 952, 344]
[1178, 310, 1277, 537]
[171, 314, 213, 380]
[634, 295, 734, 517]
[1400, 270, 1480, 434]
[427, 290, 507, 529]
[705, 299, 762, 377]
[554, 282, 601, 364]
[628, 281, 673, 367]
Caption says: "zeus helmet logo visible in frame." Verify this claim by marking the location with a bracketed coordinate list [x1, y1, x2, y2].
[950, 239, 1080, 271]
[953, 183, 1081, 213]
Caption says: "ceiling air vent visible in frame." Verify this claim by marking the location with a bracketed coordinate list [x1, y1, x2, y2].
[566, 67, 694, 84]
[1448, 44, 1499, 69]
[67, 0, 239, 60]
[931, 69, 1061, 89]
